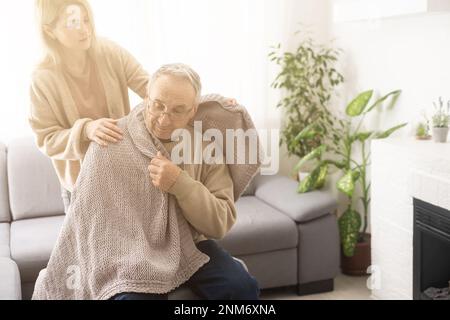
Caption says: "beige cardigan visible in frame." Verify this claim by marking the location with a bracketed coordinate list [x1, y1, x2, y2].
[29, 38, 149, 192]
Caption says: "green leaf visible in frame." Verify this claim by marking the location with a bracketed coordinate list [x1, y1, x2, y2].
[339, 209, 362, 257]
[294, 123, 322, 142]
[297, 173, 315, 194]
[314, 163, 329, 189]
[351, 131, 373, 143]
[297, 163, 325, 193]
[346, 90, 373, 117]
[357, 131, 373, 142]
[366, 90, 402, 114]
[375, 123, 408, 139]
[386, 90, 402, 110]
[337, 170, 360, 197]
[292, 145, 326, 174]
[324, 159, 346, 170]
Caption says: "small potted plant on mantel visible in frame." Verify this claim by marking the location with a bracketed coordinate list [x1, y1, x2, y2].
[416, 122, 431, 140]
[431, 97, 450, 143]
[415, 115, 431, 140]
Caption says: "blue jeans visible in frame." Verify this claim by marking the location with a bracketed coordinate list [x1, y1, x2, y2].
[111, 240, 260, 300]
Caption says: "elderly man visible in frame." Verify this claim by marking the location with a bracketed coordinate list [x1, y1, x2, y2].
[33, 64, 260, 300]
[112, 64, 260, 300]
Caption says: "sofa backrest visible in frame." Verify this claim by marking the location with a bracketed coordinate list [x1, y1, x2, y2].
[0, 142, 11, 223]
[241, 179, 256, 197]
[7, 137, 64, 221]
[4, 135, 257, 222]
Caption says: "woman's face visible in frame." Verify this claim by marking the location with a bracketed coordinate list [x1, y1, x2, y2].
[49, 4, 93, 51]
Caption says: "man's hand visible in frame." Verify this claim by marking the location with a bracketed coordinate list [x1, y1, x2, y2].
[148, 152, 182, 192]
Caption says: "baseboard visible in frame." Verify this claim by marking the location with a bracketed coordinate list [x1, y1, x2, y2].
[297, 279, 334, 296]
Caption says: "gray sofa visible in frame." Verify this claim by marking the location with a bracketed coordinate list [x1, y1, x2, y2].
[0, 137, 340, 300]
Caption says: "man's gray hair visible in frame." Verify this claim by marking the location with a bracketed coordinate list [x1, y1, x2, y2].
[148, 63, 202, 102]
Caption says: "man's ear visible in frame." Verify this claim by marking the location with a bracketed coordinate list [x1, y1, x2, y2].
[43, 25, 56, 40]
[190, 103, 199, 120]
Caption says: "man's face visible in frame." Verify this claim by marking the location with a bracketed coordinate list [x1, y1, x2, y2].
[145, 75, 198, 140]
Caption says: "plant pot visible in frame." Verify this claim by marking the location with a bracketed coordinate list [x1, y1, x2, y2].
[416, 135, 431, 141]
[341, 234, 371, 276]
[432, 127, 449, 143]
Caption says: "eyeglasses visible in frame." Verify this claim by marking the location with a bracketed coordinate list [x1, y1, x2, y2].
[145, 98, 193, 121]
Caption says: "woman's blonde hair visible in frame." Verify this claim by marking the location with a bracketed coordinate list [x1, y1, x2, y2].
[35, 0, 97, 69]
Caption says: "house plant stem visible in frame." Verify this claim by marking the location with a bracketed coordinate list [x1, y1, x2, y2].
[360, 141, 369, 239]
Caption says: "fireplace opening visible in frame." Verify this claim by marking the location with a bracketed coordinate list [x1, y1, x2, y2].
[413, 198, 450, 300]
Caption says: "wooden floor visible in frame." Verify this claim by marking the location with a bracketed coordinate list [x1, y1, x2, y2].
[260, 273, 372, 300]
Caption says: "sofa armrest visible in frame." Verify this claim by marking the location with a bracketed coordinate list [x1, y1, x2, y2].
[0, 258, 22, 300]
[0, 223, 10, 258]
[254, 175, 338, 223]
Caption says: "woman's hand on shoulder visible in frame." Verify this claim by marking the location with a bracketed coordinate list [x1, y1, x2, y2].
[226, 98, 238, 106]
[85, 118, 124, 147]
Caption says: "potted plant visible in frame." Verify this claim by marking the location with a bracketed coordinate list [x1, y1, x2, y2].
[293, 90, 407, 275]
[431, 97, 450, 143]
[416, 121, 431, 140]
[270, 34, 344, 180]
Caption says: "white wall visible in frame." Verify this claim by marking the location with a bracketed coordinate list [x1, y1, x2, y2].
[332, 11, 450, 137]
[329, 10, 450, 218]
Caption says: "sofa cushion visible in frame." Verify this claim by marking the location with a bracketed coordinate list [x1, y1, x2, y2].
[0, 258, 22, 300]
[255, 175, 338, 223]
[0, 142, 10, 223]
[0, 223, 10, 258]
[237, 249, 297, 289]
[10, 215, 64, 283]
[7, 137, 64, 221]
[218, 196, 297, 256]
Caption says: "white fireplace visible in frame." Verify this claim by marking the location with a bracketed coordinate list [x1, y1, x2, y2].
[371, 138, 450, 300]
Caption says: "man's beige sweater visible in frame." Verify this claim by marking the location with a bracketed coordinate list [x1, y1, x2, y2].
[163, 125, 236, 243]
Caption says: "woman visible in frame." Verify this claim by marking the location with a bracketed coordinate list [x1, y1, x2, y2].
[29, 0, 149, 210]
[30, 0, 235, 210]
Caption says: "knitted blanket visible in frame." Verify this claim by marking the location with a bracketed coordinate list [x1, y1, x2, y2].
[32, 95, 262, 300]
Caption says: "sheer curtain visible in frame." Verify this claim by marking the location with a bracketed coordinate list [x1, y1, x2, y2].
[0, 2, 41, 143]
[0, 0, 287, 143]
